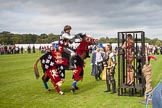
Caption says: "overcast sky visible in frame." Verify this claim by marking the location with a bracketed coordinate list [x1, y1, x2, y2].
[0, 0, 162, 40]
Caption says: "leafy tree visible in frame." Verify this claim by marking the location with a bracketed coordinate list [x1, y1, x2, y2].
[0, 32, 13, 44]
[47, 33, 59, 43]
[155, 40, 162, 46]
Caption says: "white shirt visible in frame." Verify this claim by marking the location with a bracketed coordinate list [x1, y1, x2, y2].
[61, 32, 75, 40]
[95, 51, 104, 64]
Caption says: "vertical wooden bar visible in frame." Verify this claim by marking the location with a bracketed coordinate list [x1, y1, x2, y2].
[118, 32, 121, 96]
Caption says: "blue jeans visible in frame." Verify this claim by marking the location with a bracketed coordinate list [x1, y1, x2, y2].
[152, 83, 162, 108]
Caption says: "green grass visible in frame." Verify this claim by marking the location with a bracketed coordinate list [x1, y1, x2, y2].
[0, 52, 162, 108]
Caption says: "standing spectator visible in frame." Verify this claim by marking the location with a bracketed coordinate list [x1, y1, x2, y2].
[24, 47, 27, 53]
[91, 45, 104, 81]
[18, 46, 20, 54]
[15, 47, 19, 54]
[39, 46, 41, 53]
[33, 45, 36, 53]
[11, 45, 14, 54]
[154, 46, 159, 55]
[21, 46, 23, 54]
[27, 45, 31, 53]
[8, 46, 12, 54]
[4, 46, 7, 54]
[152, 46, 155, 55]
[160, 46, 162, 55]
[0, 45, 1, 55]
[2, 46, 5, 54]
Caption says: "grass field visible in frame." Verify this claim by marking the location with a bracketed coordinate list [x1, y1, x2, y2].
[0, 52, 162, 108]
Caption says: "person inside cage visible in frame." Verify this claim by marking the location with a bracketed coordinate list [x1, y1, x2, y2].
[122, 34, 135, 86]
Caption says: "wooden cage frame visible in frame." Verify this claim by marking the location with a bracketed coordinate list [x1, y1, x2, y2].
[117, 31, 145, 96]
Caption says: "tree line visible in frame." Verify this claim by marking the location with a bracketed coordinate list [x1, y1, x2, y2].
[0, 31, 162, 46]
[0, 31, 59, 44]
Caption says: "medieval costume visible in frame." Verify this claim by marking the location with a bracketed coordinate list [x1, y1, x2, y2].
[34, 25, 96, 95]
[122, 34, 135, 86]
[59, 25, 77, 69]
[104, 45, 116, 93]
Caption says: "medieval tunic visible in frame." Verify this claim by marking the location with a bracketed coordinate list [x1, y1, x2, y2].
[102, 52, 116, 80]
[123, 40, 134, 72]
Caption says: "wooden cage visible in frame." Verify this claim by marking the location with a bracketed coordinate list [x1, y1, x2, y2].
[117, 31, 145, 96]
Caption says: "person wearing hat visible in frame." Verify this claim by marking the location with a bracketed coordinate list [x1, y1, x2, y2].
[59, 25, 77, 69]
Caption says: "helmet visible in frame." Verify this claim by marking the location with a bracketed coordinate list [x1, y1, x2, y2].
[64, 25, 72, 31]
